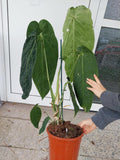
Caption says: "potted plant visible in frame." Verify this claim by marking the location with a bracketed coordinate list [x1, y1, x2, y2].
[20, 5, 98, 160]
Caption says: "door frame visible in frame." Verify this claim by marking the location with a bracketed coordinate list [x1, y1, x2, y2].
[0, 0, 7, 101]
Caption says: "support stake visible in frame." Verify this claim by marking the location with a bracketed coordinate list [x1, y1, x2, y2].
[60, 39, 63, 122]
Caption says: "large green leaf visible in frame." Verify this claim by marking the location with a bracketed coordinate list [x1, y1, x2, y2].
[62, 6, 94, 81]
[27, 21, 41, 38]
[32, 19, 58, 99]
[39, 116, 50, 134]
[20, 31, 37, 99]
[73, 46, 98, 112]
[68, 81, 79, 116]
[30, 104, 42, 128]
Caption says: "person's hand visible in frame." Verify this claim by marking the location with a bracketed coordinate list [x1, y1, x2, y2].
[78, 119, 96, 134]
[87, 74, 106, 98]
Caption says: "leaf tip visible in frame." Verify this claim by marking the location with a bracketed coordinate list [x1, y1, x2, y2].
[22, 94, 28, 99]
[39, 116, 50, 135]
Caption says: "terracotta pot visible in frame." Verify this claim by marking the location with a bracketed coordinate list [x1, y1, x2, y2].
[47, 127, 84, 160]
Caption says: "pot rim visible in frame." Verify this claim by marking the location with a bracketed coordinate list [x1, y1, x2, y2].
[46, 126, 84, 141]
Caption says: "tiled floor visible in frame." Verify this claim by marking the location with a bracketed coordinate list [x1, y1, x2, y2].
[0, 102, 120, 160]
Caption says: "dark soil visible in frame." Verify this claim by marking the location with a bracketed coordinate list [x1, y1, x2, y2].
[47, 121, 83, 138]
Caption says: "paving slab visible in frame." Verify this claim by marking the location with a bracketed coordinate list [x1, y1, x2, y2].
[0, 102, 95, 120]
[1, 102, 120, 131]
[0, 147, 48, 160]
[0, 117, 48, 150]
[78, 156, 120, 160]
[1, 146, 118, 160]
[79, 129, 120, 159]
[0, 102, 36, 120]
[0, 102, 120, 160]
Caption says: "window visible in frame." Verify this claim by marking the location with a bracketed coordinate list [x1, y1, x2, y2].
[93, 0, 120, 102]
[104, 0, 120, 21]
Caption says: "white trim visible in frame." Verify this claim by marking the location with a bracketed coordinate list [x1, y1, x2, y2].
[102, 19, 120, 29]
[89, 0, 101, 26]
[93, 0, 108, 52]
[1, 0, 12, 101]
[5, 89, 102, 112]
[93, 0, 120, 51]
[68, 95, 102, 112]
[0, 0, 7, 101]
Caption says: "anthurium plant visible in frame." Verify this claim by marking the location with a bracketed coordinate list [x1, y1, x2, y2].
[20, 5, 98, 134]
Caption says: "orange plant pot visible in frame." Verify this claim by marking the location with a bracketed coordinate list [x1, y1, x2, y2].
[47, 127, 84, 160]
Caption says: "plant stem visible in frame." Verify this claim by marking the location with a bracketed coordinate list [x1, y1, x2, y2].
[43, 46, 56, 112]
[40, 108, 52, 122]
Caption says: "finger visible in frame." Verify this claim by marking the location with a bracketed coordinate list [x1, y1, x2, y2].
[87, 80, 97, 88]
[83, 127, 91, 134]
[87, 87, 94, 92]
[94, 74, 101, 84]
[78, 122, 85, 128]
[78, 122, 88, 129]
[87, 78, 97, 85]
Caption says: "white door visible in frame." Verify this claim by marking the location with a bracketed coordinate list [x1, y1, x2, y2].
[3, 0, 116, 111]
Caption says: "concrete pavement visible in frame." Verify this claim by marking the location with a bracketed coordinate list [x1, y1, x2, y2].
[0, 102, 120, 160]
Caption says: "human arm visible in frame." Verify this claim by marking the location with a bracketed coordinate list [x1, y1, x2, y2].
[78, 74, 120, 133]
[100, 91, 120, 113]
[91, 107, 120, 129]
[78, 107, 120, 134]
[87, 74, 120, 113]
